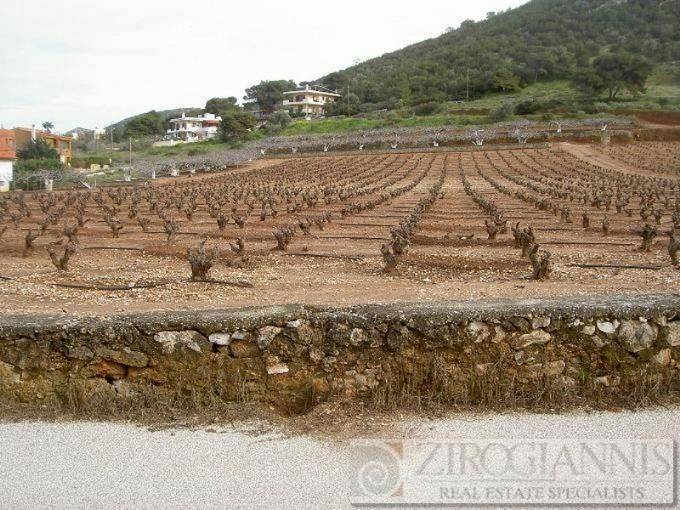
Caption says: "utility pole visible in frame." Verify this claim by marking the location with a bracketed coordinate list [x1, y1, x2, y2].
[110, 126, 114, 151]
[466, 69, 470, 102]
[129, 137, 132, 166]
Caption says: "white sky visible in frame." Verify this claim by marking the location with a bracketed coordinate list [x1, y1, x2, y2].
[0, 0, 528, 132]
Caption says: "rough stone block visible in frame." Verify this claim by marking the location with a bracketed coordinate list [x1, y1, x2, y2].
[153, 331, 208, 354]
[208, 333, 231, 346]
[617, 320, 656, 353]
[512, 330, 551, 349]
[467, 321, 490, 342]
[596, 321, 617, 335]
[257, 326, 282, 350]
[665, 322, 680, 347]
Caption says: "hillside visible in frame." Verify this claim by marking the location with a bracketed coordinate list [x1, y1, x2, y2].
[103, 0, 680, 139]
[316, 0, 680, 108]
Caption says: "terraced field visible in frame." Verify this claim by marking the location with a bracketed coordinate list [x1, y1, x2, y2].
[0, 143, 678, 315]
[598, 141, 680, 177]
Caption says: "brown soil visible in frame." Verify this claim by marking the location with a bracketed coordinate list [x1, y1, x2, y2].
[615, 109, 680, 127]
[1, 143, 678, 316]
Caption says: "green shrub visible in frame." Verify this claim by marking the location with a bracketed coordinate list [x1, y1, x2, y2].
[514, 98, 578, 115]
[489, 102, 515, 122]
[17, 139, 59, 160]
[413, 102, 441, 116]
[358, 103, 378, 113]
[579, 103, 599, 114]
[514, 100, 540, 115]
[265, 110, 293, 134]
[593, 102, 612, 112]
[14, 158, 64, 173]
[220, 112, 256, 142]
[384, 111, 400, 125]
[123, 111, 164, 138]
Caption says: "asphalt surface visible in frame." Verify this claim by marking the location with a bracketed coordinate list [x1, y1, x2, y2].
[0, 409, 678, 509]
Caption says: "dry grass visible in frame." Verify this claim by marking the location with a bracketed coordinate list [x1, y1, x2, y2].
[369, 353, 678, 413]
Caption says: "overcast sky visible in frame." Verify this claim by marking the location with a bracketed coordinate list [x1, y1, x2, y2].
[0, 0, 527, 132]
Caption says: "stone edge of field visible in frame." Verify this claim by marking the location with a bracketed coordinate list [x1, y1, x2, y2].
[0, 293, 678, 423]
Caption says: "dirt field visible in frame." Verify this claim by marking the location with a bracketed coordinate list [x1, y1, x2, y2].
[0, 142, 678, 316]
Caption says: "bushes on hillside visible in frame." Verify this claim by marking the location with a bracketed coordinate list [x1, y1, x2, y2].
[514, 98, 580, 115]
[315, 1, 676, 107]
[489, 102, 515, 122]
[324, 93, 361, 117]
[244, 80, 297, 114]
[205, 97, 239, 118]
[413, 102, 441, 116]
[219, 112, 256, 142]
[123, 111, 165, 138]
[264, 110, 293, 134]
[573, 53, 653, 101]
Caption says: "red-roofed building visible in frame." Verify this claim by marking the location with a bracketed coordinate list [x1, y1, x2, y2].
[0, 129, 16, 192]
[14, 127, 72, 165]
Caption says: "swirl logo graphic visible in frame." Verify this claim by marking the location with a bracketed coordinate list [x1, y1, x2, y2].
[350, 440, 403, 500]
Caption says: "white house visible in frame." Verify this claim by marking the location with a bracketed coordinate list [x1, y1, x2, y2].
[67, 127, 106, 141]
[0, 160, 12, 192]
[164, 112, 222, 143]
[282, 85, 341, 119]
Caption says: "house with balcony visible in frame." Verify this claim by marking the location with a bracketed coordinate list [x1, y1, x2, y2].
[282, 85, 341, 119]
[164, 112, 222, 144]
[0, 129, 16, 192]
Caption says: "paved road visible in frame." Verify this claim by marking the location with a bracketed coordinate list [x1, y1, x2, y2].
[0, 409, 678, 509]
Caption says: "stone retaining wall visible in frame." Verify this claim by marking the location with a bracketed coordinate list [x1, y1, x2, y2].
[1, 294, 679, 415]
